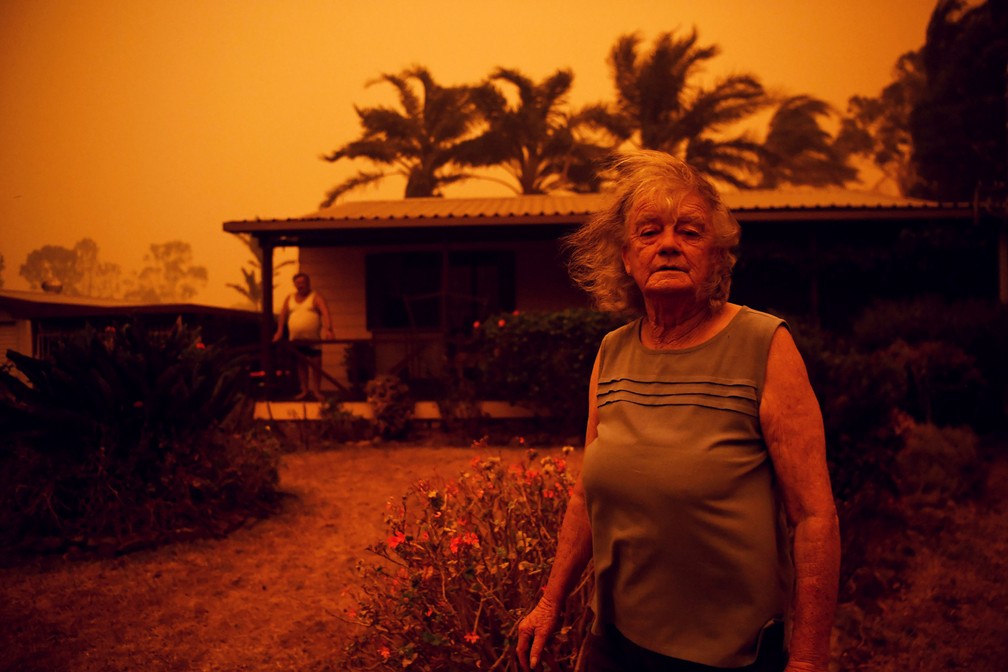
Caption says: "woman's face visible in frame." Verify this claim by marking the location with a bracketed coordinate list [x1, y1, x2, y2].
[621, 190, 715, 304]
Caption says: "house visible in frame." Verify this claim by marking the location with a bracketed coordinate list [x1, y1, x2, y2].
[223, 190, 984, 395]
[0, 288, 260, 367]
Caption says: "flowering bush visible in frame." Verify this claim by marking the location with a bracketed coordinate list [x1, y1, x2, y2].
[467, 309, 626, 435]
[344, 441, 593, 671]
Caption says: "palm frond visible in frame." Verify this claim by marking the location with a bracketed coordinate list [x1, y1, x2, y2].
[319, 170, 390, 208]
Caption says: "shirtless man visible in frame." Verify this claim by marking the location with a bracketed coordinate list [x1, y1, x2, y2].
[273, 272, 333, 399]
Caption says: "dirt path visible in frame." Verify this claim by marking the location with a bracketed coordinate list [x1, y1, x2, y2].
[1, 445, 1006, 672]
[0, 444, 569, 672]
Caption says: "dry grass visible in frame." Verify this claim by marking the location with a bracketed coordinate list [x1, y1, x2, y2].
[0, 443, 563, 672]
[835, 458, 1008, 671]
[1, 443, 1005, 672]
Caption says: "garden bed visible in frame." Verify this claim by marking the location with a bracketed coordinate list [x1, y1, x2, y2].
[1, 443, 1006, 671]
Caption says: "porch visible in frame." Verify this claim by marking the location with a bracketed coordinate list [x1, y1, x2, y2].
[223, 192, 983, 403]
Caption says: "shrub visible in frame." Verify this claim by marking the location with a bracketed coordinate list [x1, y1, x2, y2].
[318, 399, 374, 443]
[466, 309, 626, 436]
[366, 374, 413, 439]
[345, 443, 593, 671]
[851, 296, 1008, 429]
[788, 317, 906, 501]
[891, 415, 981, 504]
[0, 320, 279, 553]
[434, 374, 486, 439]
[882, 339, 986, 426]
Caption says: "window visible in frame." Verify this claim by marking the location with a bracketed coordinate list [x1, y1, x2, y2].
[366, 251, 515, 331]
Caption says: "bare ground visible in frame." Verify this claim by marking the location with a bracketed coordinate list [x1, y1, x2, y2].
[1, 443, 1006, 672]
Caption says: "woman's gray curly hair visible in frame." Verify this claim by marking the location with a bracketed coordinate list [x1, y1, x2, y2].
[564, 150, 740, 314]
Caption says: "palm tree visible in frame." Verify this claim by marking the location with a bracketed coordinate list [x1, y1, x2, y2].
[586, 30, 770, 188]
[757, 95, 858, 188]
[226, 233, 294, 308]
[320, 66, 481, 206]
[456, 68, 610, 194]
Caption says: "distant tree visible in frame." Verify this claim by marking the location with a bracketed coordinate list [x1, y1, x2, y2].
[20, 244, 83, 294]
[226, 233, 295, 308]
[836, 51, 925, 194]
[124, 241, 208, 304]
[320, 66, 482, 205]
[756, 95, 858, 188]
[909, 0, 1007, 200]
[73, 238, 124, 299]
[455, 68, 611, 194]
[584, 30, 770, 188]
[19, 239, 124, 298]
[0, 254, 5, 288]
[841, 0, 1007, 200]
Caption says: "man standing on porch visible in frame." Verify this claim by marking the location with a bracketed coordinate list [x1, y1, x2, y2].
[273, 272, 334, 400]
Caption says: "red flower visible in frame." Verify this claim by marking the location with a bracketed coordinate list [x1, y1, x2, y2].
[497, 318, 506, 327]
[464, 631, 480, 644]
[387, 531, 406, 549]
[450, 531, 480, 553]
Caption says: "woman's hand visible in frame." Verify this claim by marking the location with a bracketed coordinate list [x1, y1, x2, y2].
[516, 596, 562, 671]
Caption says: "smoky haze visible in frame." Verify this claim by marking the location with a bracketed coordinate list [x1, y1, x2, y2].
[0, 0, 934, 307]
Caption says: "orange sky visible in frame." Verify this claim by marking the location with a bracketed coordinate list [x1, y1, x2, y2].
[0, 0, 936, 307]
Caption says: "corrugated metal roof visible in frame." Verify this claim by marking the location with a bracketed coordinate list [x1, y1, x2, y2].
[299, 193, 610, 221]
[224, 189, 971, 236]
[0, 288, 147, 309]
[317, 189, 947, 220]
[724, 188, 939, 210]
[0, 289, 258, 318]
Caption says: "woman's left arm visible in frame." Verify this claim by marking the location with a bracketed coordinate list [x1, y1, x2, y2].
[760, 326, 841, 672]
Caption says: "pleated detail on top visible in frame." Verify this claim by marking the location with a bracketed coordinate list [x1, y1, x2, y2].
[596, 375, 758, 417]
[581, 306, 793, 667]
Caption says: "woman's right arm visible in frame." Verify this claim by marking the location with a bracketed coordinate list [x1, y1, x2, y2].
[516, 354, 600, 671]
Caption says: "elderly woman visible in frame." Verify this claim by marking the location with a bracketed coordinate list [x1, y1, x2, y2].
[516, 151, 840, 672]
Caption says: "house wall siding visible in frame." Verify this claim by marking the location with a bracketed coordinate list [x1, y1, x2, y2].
[296, 240, 588, 387]
[296, 247, 368, 390]
[301, 240, 585, 326]
[297, 247, 369, 340]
